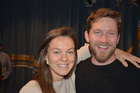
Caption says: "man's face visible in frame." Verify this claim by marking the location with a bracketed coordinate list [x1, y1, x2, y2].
[85, 17, 120, 63]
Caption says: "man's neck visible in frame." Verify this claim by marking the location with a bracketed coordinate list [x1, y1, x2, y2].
[91, 54, 116, 66]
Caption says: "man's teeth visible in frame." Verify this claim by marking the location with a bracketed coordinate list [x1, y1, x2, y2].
[58, 64, 68, 67]
[97, 45, 109, 48]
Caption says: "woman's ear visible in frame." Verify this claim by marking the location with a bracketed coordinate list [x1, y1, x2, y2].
[84, 31, 89, 42]
[44, 55, 48, 61]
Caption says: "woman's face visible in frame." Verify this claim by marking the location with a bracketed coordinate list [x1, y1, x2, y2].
[45, 36, 75, 81]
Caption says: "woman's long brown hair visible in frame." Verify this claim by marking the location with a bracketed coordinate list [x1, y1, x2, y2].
[33, 27, 78, 93]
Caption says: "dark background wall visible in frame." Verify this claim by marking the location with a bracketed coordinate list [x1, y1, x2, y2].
[0, 0, 140, 93]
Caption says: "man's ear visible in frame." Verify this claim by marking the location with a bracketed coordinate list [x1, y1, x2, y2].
[84, 31, 89, 42]
[117, 34, 120, 44]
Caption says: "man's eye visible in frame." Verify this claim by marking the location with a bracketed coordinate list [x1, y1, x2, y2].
[94, 31, 100, 34]
[109, 32, 115, 35]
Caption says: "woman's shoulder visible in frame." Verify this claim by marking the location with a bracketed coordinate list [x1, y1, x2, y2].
[26, 80, 39, 85]
[19, 80, 42, 93]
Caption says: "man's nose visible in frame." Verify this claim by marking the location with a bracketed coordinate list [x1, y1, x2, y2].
[99, 34, 107, 42]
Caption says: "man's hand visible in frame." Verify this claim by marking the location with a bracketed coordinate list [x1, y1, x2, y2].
[115, 48, 140, 68]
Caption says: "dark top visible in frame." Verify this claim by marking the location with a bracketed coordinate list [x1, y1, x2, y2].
[75, 57, 140, 93]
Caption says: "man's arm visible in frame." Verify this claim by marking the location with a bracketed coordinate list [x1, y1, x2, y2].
[115, 48, 140, 68]
[77, 43, 91, 64]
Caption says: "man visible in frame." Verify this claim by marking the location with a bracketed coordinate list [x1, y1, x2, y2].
[75, 8, 140, 93]
[0, 44, 12, 93]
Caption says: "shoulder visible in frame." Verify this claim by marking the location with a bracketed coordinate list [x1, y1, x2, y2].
[77, 57, 91, 68]
[0, 52, 9, 57]
[76, 58, 91, 73]
[19, 80, 42, 93]
[0, 52, 7, 55]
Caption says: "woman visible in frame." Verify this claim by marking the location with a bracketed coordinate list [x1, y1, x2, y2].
[19, 27, 140, 93]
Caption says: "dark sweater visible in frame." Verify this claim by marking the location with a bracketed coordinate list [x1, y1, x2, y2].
[75, 58, 140, 93]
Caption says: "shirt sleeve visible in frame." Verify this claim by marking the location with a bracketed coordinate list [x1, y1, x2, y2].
[77, 43, 91, 64]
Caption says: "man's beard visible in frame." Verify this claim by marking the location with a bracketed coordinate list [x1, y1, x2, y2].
[90, 43, 116, 63]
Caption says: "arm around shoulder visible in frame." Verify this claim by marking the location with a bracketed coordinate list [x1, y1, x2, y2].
[77, 43, 91, 64]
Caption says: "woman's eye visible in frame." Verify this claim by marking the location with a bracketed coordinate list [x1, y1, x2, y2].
[68, 51, 74, 54]
[54, 51, 60, 54]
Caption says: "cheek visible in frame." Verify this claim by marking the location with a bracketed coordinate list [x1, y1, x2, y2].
[110, 38, 119, 46]
[89, 35, 98, 41]
[48, 55, 59, 64]
[89, 37, 98, 45]
[68, 55, 75, 62]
